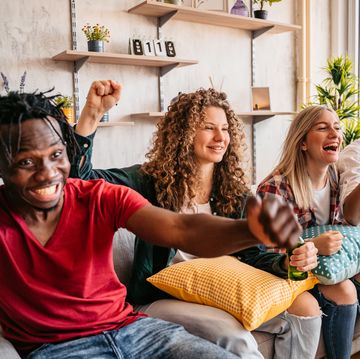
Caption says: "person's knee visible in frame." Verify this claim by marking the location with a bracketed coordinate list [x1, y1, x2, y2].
[287, 291, 321, 317]
[354, 273, 360, 283]
[319, 280, 357, 305]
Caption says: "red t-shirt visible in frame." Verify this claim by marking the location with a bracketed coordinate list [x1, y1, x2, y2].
[0, 178, 149, 356]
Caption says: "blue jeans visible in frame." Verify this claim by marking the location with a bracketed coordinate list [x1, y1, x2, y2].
[310, 285, 358, 359]
[25, 317, 241, 359]
[351, 277, 360, 314]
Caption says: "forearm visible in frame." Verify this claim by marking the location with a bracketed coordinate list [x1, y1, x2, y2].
[343, 184, 360, 225]
[178, 215, 260, 257]
[127, 208, 260, 257]
[76, 106, 101, 137]
[127, 198, 301, 258]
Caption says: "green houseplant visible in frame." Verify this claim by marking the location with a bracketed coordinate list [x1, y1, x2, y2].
[310, 55, 360, 146]
[253, 0, 282, 19]
[82, 23, 110, 52]
[55, 95, 75, 124]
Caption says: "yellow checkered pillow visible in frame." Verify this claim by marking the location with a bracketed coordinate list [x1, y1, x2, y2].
[147, 256, 318, 331]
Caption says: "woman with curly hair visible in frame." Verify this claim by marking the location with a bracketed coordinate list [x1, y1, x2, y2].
[71, 80, 321, 359]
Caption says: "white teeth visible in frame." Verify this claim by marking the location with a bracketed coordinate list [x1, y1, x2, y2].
[34, 185, 57, 195]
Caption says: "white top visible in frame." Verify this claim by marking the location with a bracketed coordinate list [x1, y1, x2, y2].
[311, 181, 331, 225]
[338, 139, 360, 209]
[171, 202, 212, 265]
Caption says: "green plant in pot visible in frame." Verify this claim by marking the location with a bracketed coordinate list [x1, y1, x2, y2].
[307, 55, 360, 146]
[54, 95, 75, 124]
[253, 0, 282, 20]
[82, 23, 110, 52]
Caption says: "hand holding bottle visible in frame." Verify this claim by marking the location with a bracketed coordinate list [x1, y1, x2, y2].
[287, 239, 318, 280]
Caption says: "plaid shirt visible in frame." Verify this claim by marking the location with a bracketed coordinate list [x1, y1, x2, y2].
[257, 167, 342, 230]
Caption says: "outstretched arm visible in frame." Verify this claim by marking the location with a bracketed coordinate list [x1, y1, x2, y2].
[126, 196, 302, 256]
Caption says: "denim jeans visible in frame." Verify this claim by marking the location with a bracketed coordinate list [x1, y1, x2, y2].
[351, 277, 360, 314]
[25, 317, 241, 359]
[310, 285, 358, 359]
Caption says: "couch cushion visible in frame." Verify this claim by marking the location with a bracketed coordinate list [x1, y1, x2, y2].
[303, 225, 360, 285]
[147, 256, 318, 331]
[138, 298, 262, 358]
[112, 228, 135, 287]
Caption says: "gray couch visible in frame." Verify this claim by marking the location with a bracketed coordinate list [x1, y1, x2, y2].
[1, 229, 360, 358]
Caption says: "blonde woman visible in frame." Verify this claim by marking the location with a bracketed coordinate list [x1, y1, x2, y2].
[72, 80, 321, 359]
[257, 105, 358, 359]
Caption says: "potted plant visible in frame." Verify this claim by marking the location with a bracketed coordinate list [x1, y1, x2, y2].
[307, 55, 360, 146]
[55, 95, 75, 124]
[82, 23, 110, 52]
[253, 0, 282, 20]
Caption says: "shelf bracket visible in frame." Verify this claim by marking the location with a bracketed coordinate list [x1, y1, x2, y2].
[160, 63, 179, 77]
[75, 57, 89, 71]
[159, 10, 178, 28]
[252, 26, 274, 39]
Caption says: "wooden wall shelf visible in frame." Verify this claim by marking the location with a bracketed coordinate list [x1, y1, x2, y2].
[52, 50, 198, 71]
[237, 111, 297, 123]
[98, 121, 135, 127]
[131, 111, 296, 123]
[128, 0, 300, 35]
[71, 122, 134, 128]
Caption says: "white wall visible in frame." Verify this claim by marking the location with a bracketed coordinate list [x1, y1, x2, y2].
[0, 0, 332, 186]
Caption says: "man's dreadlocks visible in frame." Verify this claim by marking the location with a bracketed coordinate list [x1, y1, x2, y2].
[0, 90, 79, 165]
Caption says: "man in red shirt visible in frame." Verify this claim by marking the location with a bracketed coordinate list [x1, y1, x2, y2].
[0, 90, 302, 358]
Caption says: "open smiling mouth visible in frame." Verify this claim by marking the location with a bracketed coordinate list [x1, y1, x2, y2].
[33, 185, 58, 196]
[323, 144, 338, 152]
[30, 184, 61, 201]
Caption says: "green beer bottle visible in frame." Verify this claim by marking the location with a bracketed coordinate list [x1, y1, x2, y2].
[287, 237, 308, 281]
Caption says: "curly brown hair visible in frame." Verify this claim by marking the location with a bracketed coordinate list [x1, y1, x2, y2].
[141, 88, 250, 216]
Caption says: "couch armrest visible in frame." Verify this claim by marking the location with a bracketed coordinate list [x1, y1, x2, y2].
[0, 335, 21, 359]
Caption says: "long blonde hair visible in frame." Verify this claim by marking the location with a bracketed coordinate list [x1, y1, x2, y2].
[141, 88, 250, 216]
[277, 105, 339, 209]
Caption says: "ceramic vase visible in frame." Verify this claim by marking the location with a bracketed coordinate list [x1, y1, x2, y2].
[230, 0, 249, 17]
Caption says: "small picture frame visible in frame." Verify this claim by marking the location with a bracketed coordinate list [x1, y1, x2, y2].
[143, 40, 156, 56]
[153, 40, 167, 57]
[129, 38, 144, 56]
[165, 41, 176, 57]
[193, 0, 228, 12]
[251, 87, 271, 111]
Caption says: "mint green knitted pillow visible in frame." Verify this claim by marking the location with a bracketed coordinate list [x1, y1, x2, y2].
[302, 225, 360, 285]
